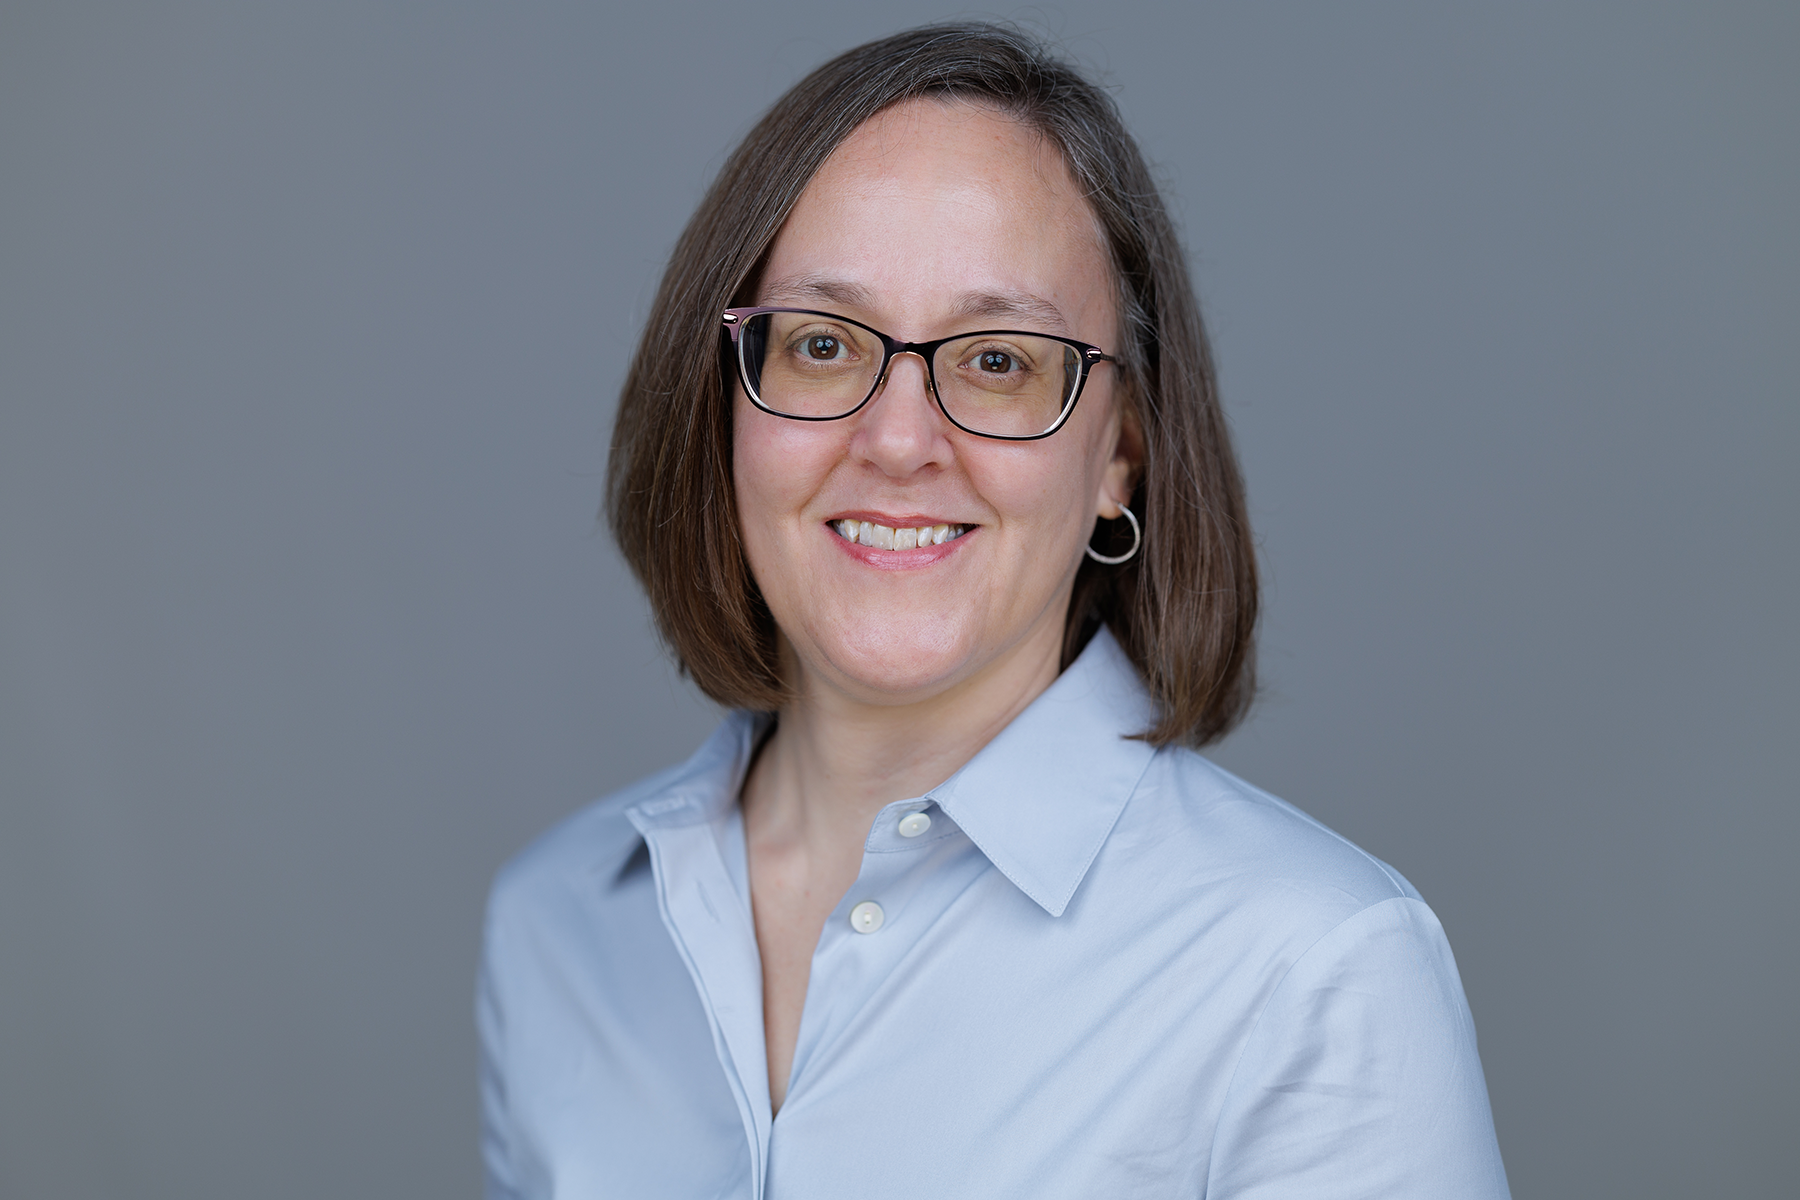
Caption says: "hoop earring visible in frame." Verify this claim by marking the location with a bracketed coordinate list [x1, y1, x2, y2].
[1085, 505, 1141, 565]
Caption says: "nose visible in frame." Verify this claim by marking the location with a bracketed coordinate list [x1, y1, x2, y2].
[876, 349, 935, 403]
[852, 350, 945, 476]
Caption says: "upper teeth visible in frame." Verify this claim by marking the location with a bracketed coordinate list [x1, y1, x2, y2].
[833, 520, 967, 549]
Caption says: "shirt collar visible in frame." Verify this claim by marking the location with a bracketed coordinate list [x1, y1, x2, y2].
[624, 712, 763, 831]
[628, 627, 1159, 917]
[927, 626, 1159, 917]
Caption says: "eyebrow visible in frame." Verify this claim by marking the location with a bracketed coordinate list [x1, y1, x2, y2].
[757, 276, 1072, 336]
[758, 275, 877, 311]
[948, 290, 1069, 334]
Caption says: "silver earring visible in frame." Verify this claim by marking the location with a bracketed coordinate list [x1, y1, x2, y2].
[1085, 505, 1141, 565]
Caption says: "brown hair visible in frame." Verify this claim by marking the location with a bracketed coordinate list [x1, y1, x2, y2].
[607, 22, 1257, 746]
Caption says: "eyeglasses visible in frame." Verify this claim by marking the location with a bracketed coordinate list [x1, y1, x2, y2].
[721, 307, 1118, 441]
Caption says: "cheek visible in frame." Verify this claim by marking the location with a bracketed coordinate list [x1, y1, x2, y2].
[973, 407, 1115, 539]
[732, 396, 840, 548]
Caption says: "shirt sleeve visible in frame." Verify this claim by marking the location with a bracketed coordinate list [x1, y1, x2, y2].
[477, 891, 525, 1200]
[1205, 896, 1511, 1199]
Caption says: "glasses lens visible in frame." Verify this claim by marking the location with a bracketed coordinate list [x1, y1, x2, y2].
[739, 312, 884, 418]
[933, 334, 1080, 438]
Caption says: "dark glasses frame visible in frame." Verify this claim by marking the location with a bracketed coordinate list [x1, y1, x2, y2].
[721, 306, 1118, 441]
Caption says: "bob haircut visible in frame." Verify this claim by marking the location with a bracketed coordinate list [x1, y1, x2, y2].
[608, 22, 1258, 747]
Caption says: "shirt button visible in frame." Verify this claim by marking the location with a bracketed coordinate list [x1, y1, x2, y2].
[897, 811, 932, 838]
[849, 901, 885, 934]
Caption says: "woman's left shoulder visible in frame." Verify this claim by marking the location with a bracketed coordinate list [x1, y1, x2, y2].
[1107, 745, 1428, 939]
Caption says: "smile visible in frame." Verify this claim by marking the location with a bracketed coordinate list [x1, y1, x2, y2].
[830, 519, 971, 550]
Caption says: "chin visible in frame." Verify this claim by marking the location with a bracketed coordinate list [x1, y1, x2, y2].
[800, 617, 983, 702]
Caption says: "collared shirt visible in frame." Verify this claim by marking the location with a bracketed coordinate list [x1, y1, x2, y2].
[478, 630, 1510, 1199]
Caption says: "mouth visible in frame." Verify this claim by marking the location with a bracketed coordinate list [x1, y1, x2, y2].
[829, 519, 973, 551]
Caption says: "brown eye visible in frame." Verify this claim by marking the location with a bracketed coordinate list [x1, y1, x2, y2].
[806, 336, 841, 360]
[979, 351, 1015, 373]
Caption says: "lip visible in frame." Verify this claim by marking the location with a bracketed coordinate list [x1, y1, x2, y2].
[826, 511, 971, 528]
[824, 513, 977, 571]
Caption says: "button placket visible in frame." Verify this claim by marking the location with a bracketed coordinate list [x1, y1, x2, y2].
[828, 804, 959, 943]
[786, 815, 984, 1107]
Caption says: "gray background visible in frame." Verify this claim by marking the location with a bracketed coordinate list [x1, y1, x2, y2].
[2, 2, 1793, 1196]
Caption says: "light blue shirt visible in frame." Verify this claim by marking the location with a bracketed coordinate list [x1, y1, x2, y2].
[478, 630, 1510, 1198]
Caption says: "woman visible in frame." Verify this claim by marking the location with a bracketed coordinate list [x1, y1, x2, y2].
[480, 24, 1508, 1199]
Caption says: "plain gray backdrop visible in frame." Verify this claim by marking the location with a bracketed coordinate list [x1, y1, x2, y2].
[2, 2, 1794, 1196]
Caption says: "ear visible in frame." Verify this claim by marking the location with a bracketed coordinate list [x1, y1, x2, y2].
[1095, 395, 1145, 520]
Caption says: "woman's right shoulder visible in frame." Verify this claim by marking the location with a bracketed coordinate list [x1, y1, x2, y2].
[488, 766, 675, 904]
[485, 713, 752, 922]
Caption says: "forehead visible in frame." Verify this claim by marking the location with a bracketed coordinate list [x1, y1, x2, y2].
[760, 98, 1113, 334]
[820, 97, 1078, 198]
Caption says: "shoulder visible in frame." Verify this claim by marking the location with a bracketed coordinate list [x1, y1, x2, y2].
[482, 764, 674, 940]
[1109, 744, 1424, 945]
[484, 715, 750, 935]
[495, 764, 673, 886]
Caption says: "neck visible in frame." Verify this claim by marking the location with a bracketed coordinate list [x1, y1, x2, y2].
[742, 616, 1068, 861]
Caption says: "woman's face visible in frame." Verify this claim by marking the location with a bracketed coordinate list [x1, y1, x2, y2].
[733, 98, 1137, 706]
